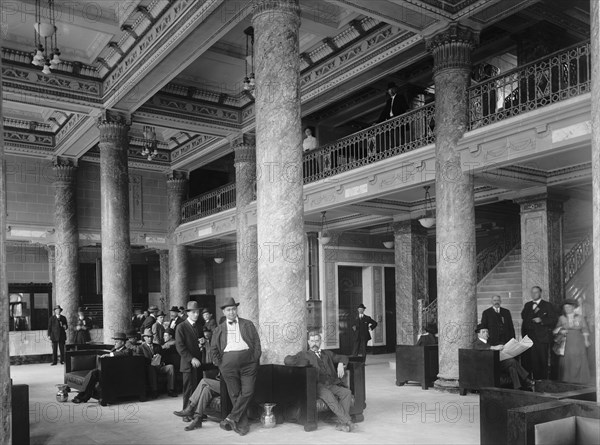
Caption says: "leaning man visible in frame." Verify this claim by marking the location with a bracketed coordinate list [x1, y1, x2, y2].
[285, 331, 354, 432]
[210, 298, 261, 436]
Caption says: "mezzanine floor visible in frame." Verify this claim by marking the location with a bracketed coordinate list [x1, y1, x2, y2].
[11, 354, 479, 445]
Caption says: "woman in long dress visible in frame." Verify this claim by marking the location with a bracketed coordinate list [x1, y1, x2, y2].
[73, 307, 92, 344]
[553, 299, 591, 384]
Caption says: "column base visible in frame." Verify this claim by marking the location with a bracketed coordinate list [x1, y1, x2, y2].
[434, 377, 460, 393]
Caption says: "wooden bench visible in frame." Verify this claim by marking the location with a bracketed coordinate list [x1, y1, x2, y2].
[396, 345, 438, 389]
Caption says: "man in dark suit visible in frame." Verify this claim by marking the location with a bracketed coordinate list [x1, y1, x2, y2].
[202, 308, 217, 332]
[168, 306, 184, 331]
[141, 305, 158, 332]
[481, 295, 516, 346]
[47, 305, 68, 365]
[176, 301, 203, 414]
[521, 286, 557, 379]
[285, 331, 354, 432]
[137, 328, 177, 398]
[377, 82, 409, 123]
[351, 303, 378, 357]
[211, 297, 261, 436]
[473, 324, 534, 390]
[72, 332, 133, 403]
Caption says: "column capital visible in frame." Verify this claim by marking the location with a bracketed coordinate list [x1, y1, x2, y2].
[425, 22, 479, 73]
[166, 176, 188, 197]
[392, 219, 428, 236]
[97, 110, 130, 146]
[53, 157, 78, 185]
[252, 0, 300, 22]
[233, 135, 256, 165]
[514, 193, 566, 214]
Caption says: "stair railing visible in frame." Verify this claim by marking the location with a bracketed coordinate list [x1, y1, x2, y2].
[476, 227, 521, 283]
[564, 232, 592, 284]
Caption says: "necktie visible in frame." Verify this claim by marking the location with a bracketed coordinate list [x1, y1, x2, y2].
[495, 308, 500, 314]
[315, 350, 321, 359]
[229, 320, 237, 325]
[360, 314, 363, 319]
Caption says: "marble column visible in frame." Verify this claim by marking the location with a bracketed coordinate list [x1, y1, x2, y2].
[234, 134, 259, 325]
[0, 55, 11, 445]
[426, 23, 479, 390]
[253, 0, 306, 363]
[590, 0, 600, 403]
[306, 232, 320, 300]
[46, 244, 56, 285]
[515, 194, 564, 305]
[158, 250, 169, 307]
[53, 159, 80, 342]
[98, 112, 132, 343]
[393, 220, 428, 345]
[167, 175, 188, 308]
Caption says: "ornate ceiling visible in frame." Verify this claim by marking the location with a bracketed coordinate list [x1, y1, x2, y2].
[0, 0, 591, 173]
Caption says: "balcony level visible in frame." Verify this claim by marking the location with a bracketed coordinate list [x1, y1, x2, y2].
[176, 41, 592, 245]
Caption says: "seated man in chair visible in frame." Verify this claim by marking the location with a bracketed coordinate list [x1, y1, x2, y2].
[474, 324, 534, 390]
[136, 328, 177, 398]
[72, 332, 132, 403]
[173, 376, 221, 431]
[284, 331, 354, 433]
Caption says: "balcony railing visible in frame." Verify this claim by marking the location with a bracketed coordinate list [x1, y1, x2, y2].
[564, 232, 592, 285]
[469, 40, 590, 129]
[181, 182, 236, 223]
[303, 103, 435, 184]
[180, 42, 591, 224]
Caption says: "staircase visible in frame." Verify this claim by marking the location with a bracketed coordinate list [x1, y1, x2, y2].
[476, 247, 523, 320]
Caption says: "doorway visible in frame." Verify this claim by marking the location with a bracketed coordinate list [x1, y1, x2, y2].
[384, 267, 396, 353]
[338, 266, 363, 355]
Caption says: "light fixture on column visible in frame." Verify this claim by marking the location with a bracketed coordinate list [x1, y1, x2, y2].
[32, 0, 62, 75]
[382, 224, 394, 249]
[242, 26, 255, 95]
[213, 239, 225, 264]
[318, 211, 331, 245]
[418, 185, 436, 228]
[141, 126, 159, 161]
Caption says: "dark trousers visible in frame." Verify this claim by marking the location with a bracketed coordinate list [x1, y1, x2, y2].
[352, 337, 367, 357]
[317, 383, 352, 424]
[51, 341, 65, 364]
[500, 358, 530, 389]
[220, 350, 258, 427]
[147, 364, 175, 393]
[78, 369, 100, 401]
[524, 342, 549, 379]
[182, 368, 199, 409]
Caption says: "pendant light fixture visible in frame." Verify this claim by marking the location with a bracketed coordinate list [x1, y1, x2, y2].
[318, 211, 331, 245]
[418, 185, 436, 228]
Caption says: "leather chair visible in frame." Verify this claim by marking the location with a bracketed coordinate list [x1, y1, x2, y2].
[64, 349, 147, 405]
[458, 348, 512, 395]
[396, 345, 438, 389]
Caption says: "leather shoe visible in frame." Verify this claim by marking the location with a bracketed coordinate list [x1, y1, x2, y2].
[219, 419, 232, 431]
[184, 416, 202, 431]
[183, 416, 192, 423]
[525, 378, 535, 387]
[50, 363, 57, 366]
[174, 404, 195, 418]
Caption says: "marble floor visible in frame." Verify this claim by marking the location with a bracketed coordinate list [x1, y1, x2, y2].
[11, 354, 480, 445]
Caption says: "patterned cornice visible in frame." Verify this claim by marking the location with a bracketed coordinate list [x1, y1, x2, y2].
[3, 129, 54, 148]
[514, 193, 566, 213]
[426, 22, 479, 73]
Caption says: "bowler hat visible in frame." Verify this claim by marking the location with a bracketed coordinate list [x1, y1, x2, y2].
[125, 328, 138, 338]
[561, 298, 578, 307]
[148, 305, 159, 313]
[178, 306, 186, 312]
[164, 328, 175, 336]
[156, 311, 166, 317]
[53, 305, 63, 312]
[220, 297, 240, 310]
[202, 308, 211, 314]
[475, 323, 485, 333]
[141, 328, 153, 338]
[186, 301, 201, 312]
[169, 306, 179, 312]
[357, 303, 366, 309]
[112, 332, 127, 341]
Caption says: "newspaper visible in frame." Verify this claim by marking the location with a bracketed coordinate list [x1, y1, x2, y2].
[499, 335, 533, 361]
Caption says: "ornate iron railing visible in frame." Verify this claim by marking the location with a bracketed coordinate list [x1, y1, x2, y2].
[564, 232, 592, 284]
[468, 40, 591, 129]
[421, 298, 437, 332]
[303, 103, 435, 184]
[181, 182, 236, 224]
[476, 226, 521, 283]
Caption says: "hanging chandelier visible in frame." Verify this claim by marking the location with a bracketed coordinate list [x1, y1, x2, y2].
[242, 26, 255, 94]
[141, 126, 158, 161]
[319, 211, 331, 245]
[418, 185, 436, 228]
[213, 239, 225, 264]
[31, 0, 61, 75]
[382, 223, 394, 249]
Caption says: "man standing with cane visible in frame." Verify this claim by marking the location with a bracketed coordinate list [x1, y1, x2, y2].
[211, 298, 261, 436]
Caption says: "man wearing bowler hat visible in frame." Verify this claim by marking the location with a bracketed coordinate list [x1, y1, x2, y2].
[351, 303, 378, 357]
[211, 297, 261, 436]
[141, 305, 159, 332]
[47, 305, 68, 365]
[169, 306, 184, 331]
[176, 301, 203, 414]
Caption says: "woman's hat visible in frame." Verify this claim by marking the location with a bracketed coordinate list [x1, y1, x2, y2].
[561, 298, 578, 307]
[220, 297, 240, 310]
